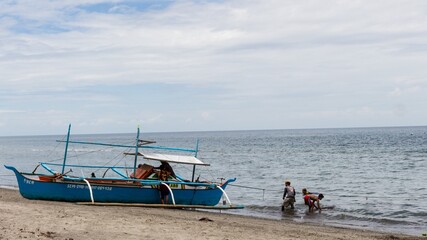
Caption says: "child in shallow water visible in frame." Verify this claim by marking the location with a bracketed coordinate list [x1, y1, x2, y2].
[302, 188, 324, 211]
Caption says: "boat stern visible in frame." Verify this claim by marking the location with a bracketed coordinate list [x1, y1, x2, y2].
[220, 178, 236, 189]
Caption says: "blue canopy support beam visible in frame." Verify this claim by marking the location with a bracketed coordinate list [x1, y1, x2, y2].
[111, 168, 128, 178]
[40, 163, 57, 174]
[56, 140, 197, 153]
[41, 162, 132, 169]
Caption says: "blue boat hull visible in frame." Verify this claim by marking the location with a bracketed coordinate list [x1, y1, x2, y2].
[5, 165, 234, 206]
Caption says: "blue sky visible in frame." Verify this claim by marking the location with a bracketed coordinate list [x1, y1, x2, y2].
[1, 0, 426, 136]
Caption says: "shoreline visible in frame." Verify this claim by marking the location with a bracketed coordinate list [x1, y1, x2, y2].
[0, 188, 423, 240]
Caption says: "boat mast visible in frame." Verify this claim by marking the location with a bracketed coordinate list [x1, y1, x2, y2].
[132, 127, 140, 178]
[191, 139, 199, 182]
[61, 124, 71, 174]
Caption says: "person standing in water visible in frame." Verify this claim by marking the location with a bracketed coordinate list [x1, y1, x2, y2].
[282, 180, 296, 211]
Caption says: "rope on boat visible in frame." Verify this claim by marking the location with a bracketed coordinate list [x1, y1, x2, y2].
[216, 185, 232, 205]
[161, 182, 176, 205]
[43, 135, 66, 163]
[82, 179, 94, 204]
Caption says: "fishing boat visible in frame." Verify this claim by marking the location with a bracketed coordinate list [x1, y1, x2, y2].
[5, 125, 242, 209]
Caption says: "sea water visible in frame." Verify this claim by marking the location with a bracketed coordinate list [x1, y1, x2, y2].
[0, 126, 426, 236]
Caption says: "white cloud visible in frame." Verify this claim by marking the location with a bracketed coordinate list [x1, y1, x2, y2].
[1, 0, 427, 135]
[390, 87, 402, 97]
[200, 111, 210, 120]
[0, 109, 25, 114]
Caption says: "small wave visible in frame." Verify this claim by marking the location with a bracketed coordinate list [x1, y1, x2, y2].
[335, 212, 422, 226]
[383, 210, 414, 218]
[410, 211, 427, 218]
[331, 207, 426, 226]
[243, 204, 425, 226]
[404, 149, 427, 154]
[0, 185, 19, 190]
[245, 204, 281, 212]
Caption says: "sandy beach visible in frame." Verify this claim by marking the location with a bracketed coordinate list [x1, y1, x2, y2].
[0, 188, 423, 240]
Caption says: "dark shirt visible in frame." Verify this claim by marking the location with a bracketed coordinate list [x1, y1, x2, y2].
[155, 162, 176, 178]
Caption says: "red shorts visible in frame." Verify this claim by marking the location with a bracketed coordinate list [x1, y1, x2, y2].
[304, 195, 313, 207]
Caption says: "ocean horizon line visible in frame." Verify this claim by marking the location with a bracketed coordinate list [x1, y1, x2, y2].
[0, 124, 426, 138]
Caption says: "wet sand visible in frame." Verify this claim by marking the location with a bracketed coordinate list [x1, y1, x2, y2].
[0, 188, 422, 240]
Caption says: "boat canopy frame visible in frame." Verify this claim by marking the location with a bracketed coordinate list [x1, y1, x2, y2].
[56, 124, 206, 182]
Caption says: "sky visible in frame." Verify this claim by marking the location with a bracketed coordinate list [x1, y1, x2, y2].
[0, 0, 426, 136]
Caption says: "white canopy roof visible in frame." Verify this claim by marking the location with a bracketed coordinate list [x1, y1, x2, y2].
[141, 152, 210, 166]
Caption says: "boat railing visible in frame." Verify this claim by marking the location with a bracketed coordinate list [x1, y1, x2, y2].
[38, 162, 224, 188]
[40, 162, 142, 179]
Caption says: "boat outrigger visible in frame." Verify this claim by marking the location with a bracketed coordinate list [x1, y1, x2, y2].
[5, 125, 243, 209]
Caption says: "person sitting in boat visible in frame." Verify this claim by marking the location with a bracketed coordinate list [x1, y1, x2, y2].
[154, 161, 176, 178]
[302, 188, 324, 211]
